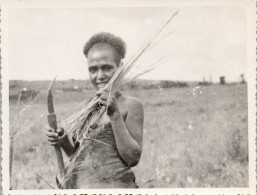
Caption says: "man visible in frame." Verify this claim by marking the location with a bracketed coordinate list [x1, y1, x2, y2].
[46, 32, 144, 188]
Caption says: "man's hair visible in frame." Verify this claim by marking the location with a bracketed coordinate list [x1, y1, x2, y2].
[83, 32, 126, 59]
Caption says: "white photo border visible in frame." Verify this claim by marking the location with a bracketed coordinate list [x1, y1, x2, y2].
[1, 0, 256, 194]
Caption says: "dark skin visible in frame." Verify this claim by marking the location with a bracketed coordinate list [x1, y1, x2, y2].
[46, 43, 144, 167]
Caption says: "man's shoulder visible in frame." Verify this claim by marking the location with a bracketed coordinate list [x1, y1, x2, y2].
[123, 96, 143, 110]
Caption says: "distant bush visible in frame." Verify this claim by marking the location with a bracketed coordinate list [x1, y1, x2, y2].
[62, 87, 83, 92]
[126, 80, 189, 89]
[160, 80, 188, 88]
[127, 83, 159, 89]
[197, 81, 212, 86]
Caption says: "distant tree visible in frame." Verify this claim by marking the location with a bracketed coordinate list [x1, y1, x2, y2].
[220, 76, 225, 85]
[240, 74, 245, 84]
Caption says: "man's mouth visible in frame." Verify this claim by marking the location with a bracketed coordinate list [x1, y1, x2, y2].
[97, 83, 108, 88]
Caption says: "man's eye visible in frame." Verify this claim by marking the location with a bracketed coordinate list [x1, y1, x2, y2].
[103, 66, 112, 71]
[89, 68, 97, 73]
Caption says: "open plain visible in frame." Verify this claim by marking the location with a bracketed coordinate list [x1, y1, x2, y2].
[9, 81, 248, 189]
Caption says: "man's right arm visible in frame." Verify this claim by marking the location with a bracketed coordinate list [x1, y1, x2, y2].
[46, 127, 77, 157]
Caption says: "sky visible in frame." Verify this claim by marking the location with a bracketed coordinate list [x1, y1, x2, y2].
[8, 6, 247, 82]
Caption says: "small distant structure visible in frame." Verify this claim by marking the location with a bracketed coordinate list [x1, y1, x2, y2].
[240, 74, 245, 84]
[220, 76, 226, 85]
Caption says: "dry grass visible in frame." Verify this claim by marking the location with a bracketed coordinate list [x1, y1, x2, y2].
[9, 83, 248, 189]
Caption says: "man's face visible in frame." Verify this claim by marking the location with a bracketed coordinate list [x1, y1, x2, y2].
[87, 43, 120, 90]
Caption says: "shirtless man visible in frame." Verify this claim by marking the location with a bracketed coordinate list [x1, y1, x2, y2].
[46, 32, 144, 188]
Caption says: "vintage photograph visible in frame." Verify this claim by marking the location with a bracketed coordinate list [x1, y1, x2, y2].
[1, 0, 256, 194]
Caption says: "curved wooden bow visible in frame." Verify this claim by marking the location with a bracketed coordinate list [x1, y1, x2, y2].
[47, 79, 65, 187]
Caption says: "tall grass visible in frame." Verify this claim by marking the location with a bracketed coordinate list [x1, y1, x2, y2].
[9, 89, 49, 189]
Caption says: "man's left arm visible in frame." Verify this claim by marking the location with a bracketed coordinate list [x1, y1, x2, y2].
[110, 99, 144, 167]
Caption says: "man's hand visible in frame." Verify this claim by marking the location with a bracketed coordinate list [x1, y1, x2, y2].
[96, 89, 119, 117]
[46, 127, 67, 147]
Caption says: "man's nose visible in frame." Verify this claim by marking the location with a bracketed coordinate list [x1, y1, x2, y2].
[97, 69, 105, 80]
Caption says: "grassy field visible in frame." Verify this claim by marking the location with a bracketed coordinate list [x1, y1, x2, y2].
[9, 83, 248, 189]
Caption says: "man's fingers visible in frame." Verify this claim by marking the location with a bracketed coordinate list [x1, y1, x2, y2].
[46, 126, 63, 147]
[48, 137, 59, 142]
[47, 127, 56, 132]
[57, 127, 64, 135]
[96, 88, 105, 96]
[101, 92, 114, 100]
[100, 94, 108, 101]
[96, 88, 109, 96]
[99, 100, 107, 107]
[46, 131, 58, 137]
[96, 91, 101, 96]
[47, 126, 64, 135]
